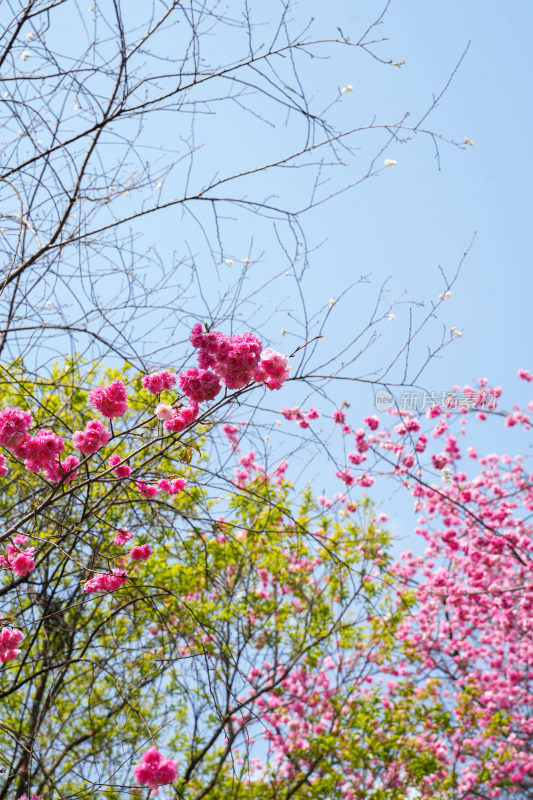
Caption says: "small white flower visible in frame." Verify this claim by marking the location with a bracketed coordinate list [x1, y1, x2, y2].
[26, 32, 34, 40]
[387, 313, 395, 321]
[340, 84, 353, 95]
[284, 271, 290, 276]
[225, 258, 233, 266]
[156, 182, 162, 190]
[74, 103, 81, 110]
[441, 467, 452, 483]
[438, 290, 452, 301]
[464, 137, 474, 146]
[123, 190, 129, 197]
[3, 91, 8, 99]
[328, 298, 335, 308]
[384, 158, 397, 167]
[36, 139, 42, 145]
[280, 328, 286, 335]
[88, 4, 94, 11]
[44, 300, 52, 309]
[242, 257, 250, 265]
[274, 420, 281, 426]
[263, 434, 270, 441]
[450, 326, 463, 338]
[21, 50, 30, 61]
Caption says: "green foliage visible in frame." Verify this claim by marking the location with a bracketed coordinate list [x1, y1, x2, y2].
[0, 360, 447, 799]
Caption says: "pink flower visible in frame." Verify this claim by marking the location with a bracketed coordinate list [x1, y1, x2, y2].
[333, 409, 345, 424]
[44, 455, 80, 483]
[17, 795, 43, 800]
[83, 568, 128, 593]
[164, 402, 199, 433]
[0, 453, 7, 476]
[113, 528, 134, 546]
[133, 746, 178, 788]
[108, 454, 131, 478]
[0, 626, 23, 662]
[158, 477, 187, 494]
[254, 348, 290, 390]
[517, 368, 533, 382]
[363, 415, 379, 430]
[9, 547, 36, 576]
[0, 407, 32, 449]
[130, 544, 152, 561]
[136, 481, 159, 498]
[72, 419, 110, 454]
[190, 324, 263, 390]
[178, 367, 221, 403]
[89, 379, 128, 419]
[16, 429, 64, 474]
[142, 370, 177, 395]
[307, 407, 320, 419]
[335, 468, 355, 486]
[155, 403, 174, 421]
[432, 452, 449, 470]
[222, 423, 239, 448]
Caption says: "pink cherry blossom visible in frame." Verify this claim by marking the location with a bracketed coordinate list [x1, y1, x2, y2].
[142, 370, 177, 394]
[0, 626, 23, 662]
[89, 379, 128, 418]
[155, 402, 174, 421]
[108, 454, 131, 478]
[164, 402, 199, 433]
[83, 569, 128, 593]
[130, 544, 152, 561]
[133, 746, 178, 788]
[136, 481, 159, 498]
[0, 407, 32, 449]
[158, 477, 187, 494]
[178, 367, 221, 403]
[72, 419, 110, 454]
[254, 348, 290, 390]
[113, 528, 134, 546]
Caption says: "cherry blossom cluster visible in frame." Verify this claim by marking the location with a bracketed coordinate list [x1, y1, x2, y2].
[133, 746, 178, 788]
[89, 378, 128, 418]
[73, 418, 110, 455]
[324, 370, 533, 796]
[84, 568, 129, 593]
[188, 322, 289, 394]
[280, 405, 320, 428]
[0, 626, 23, 662]
[142, 370, 177, 395]
[1, 535, 36, 577]
[0, 407, 81, 482]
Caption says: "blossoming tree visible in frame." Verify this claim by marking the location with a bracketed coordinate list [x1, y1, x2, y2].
[2, 2, 527, 799]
